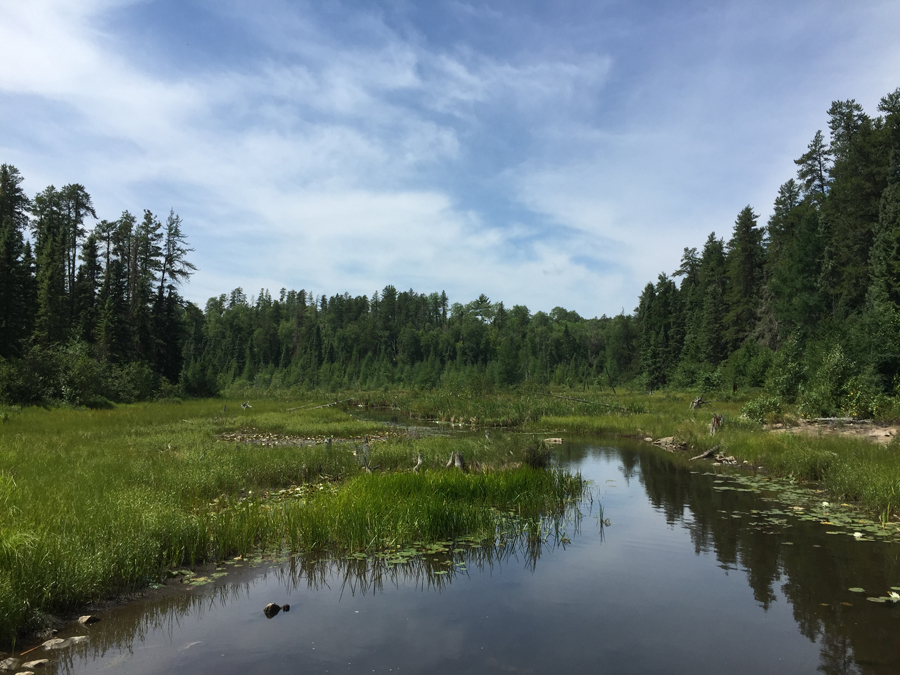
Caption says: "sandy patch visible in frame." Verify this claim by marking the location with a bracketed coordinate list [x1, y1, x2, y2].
[766, 419, 899, 445]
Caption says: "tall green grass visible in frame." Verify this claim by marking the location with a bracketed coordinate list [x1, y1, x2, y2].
[0, 398, 583, 644]
[539, 393, 900, 520]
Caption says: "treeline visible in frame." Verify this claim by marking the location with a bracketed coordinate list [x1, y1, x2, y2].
[3, 86, 900, 414]
[635, 87, 900, 417]
[0, 165, 195, 405]
[180, 288, 639, 396]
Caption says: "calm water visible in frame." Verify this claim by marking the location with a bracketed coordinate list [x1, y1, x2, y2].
[30, 439, 900, 674]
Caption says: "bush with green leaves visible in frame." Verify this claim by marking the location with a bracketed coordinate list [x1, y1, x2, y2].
[740, 395, 782, 424]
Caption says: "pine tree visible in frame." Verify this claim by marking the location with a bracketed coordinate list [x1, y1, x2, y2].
[0, 165, 32, 358]
[794, 131, 832, 203]
[32, 186, 70, 345]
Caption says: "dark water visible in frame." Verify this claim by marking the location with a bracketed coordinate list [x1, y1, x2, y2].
[28, 439, 900, 674]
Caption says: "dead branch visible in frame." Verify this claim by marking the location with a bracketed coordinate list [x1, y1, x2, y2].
[690, 445, 721, 461]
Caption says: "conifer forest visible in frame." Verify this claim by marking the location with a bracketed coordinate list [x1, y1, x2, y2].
[2, 87, 900, 418]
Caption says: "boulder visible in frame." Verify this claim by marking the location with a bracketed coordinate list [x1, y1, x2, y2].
[78, 615, 100, 625]
[263, 602, 281, 618]
[0, 658, 19, 671]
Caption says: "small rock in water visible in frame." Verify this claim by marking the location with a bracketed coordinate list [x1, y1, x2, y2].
[0, 657, 20, 671]
[78, 615, 100, 625]
[263, 602, 281, 618]
[23, 660, 50, 669]
[69, 636, 89, 645]
[41, 638, 66, 649]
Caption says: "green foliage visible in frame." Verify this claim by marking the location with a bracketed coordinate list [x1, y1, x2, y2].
[766, 335, 806, 403]
[0, 399, 583, 641]
[740, 396, 782, 424]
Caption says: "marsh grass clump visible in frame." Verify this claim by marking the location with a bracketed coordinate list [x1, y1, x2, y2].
[0, 397, 585, 645]
[522, 439, 552, 469]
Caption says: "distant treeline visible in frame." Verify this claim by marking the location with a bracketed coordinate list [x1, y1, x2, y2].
[1, 86, 899, 416]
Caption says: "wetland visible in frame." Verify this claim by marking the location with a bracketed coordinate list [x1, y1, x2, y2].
[3, 395, 900, 673]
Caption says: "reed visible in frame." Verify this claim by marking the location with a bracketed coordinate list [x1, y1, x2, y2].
[0, 397, 583, 644]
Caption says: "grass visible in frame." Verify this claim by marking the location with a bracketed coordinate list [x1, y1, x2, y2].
[6, 385, 900, 647]
[0, 396, 584, 645]
[533, 389, 900, 521]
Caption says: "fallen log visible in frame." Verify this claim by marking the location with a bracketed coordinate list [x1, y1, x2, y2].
[690, 445, 721, 461]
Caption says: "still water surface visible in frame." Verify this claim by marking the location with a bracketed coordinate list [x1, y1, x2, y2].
[39, 438, 900, 674]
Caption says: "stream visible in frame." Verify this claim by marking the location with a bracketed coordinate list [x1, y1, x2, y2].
[20, 436, 900, 674]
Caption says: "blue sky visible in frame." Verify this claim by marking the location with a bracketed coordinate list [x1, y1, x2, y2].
[2, 1, 899, 317]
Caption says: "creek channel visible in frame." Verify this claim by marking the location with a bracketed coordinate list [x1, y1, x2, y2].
[21, 429, 900, 674]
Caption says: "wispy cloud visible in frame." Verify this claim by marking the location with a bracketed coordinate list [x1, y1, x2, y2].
[1, 0, 899, 317]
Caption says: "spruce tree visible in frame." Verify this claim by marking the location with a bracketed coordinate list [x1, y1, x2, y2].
[725, 206, 764, 349]
[0, 165, 32, 358]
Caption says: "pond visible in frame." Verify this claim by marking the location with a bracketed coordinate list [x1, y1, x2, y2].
[23, 437, 900, 674]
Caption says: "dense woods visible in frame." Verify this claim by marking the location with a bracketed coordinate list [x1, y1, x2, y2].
[2, 86, 899, 417]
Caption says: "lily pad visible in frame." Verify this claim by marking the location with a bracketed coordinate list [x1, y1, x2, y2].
[848, 588, 866, 593]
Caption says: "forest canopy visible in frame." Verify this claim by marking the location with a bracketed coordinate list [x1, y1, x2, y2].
[1, 86, 899, 418]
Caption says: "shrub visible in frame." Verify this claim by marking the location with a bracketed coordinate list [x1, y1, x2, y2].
[741, 396, 782, 425]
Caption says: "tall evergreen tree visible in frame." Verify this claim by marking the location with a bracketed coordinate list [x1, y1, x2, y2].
[0, 165, 32, 358]
[794, 130, 832, 203]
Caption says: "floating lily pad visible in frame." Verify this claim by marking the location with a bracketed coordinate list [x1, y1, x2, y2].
[848, 588, 866, 593]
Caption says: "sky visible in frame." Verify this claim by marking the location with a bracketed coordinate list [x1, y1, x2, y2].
[2, 1, 899, 318]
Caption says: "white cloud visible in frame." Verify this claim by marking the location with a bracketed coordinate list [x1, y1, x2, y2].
[2, 1, 900, 319]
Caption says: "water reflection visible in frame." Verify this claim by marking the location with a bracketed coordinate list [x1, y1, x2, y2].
[26, 438, 900, 674]
[569, 438, 900, 675]
[45, 507, 586, 674]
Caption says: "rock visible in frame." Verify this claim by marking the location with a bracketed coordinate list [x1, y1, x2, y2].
[78, 615, 100, 625]
[544, 438, 563, 444]
[263, 602, 281, 618]
[643, 437, 653, 442]
[69, 636, 88, 645]
[281, 604, 290, 612]
[23, 660, 50, 668]
[0, 658, 20, 671]
[42, 638, 66, 649]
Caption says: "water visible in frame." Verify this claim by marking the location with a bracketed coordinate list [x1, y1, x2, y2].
[25, 438, 900, 674]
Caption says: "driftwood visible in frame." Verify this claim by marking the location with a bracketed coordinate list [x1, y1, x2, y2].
[810, 417, 871, 424]
[311, 398, 353, 410]
[690, 445, 721, 461]
[446, 451, 467, 471]
[286, 398, 353, 412]
[710, 414, 724, 436]
[689, 397, 708, 410]
[412, 453, 424, 473]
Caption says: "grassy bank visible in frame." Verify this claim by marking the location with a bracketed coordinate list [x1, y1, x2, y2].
[0, 397, 584, 644]
[533, 391, 900, 523]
